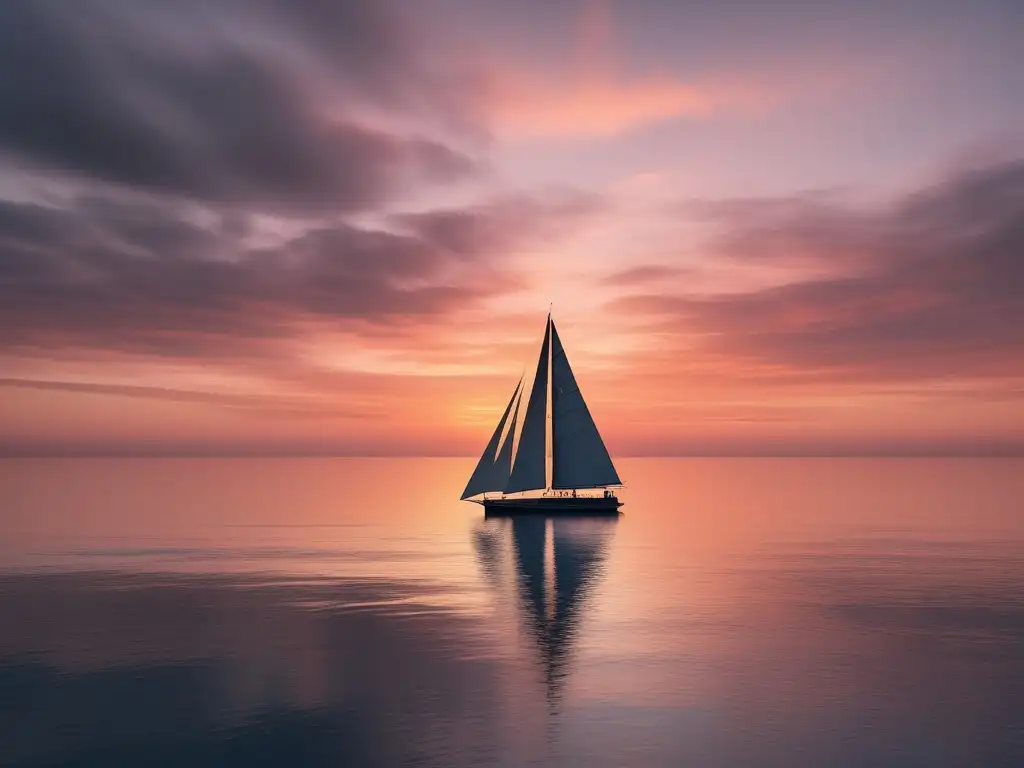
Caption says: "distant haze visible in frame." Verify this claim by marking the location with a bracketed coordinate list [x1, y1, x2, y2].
[0, 0, 1021, 456]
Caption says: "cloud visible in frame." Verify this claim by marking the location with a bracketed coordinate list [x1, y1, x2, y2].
[601, 264, 686, 286]
[487, 72, 733, 140]
[0, 0, 478, 213]
[482, 0, 756, 139]
[0, 193, 538, 362]
[0, 377, 380, 420]
[612, 158, 1024, 383]
[393, 190, 605, 256]
[0, 184, 611, 370]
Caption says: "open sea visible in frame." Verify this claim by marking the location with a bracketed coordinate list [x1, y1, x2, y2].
[1, 457, 1022, 766]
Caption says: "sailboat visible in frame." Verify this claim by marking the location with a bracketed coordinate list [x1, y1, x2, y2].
[461, 313, 623, 515]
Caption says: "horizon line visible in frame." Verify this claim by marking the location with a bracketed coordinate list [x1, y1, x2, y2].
[3, 451, 1024, 459]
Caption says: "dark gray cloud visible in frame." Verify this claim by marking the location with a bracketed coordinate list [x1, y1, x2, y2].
[0, 0, 479, 213]
[0, 197, 441, 360]
[0, 192, 558, 361]
[615, 158, 1024, 380]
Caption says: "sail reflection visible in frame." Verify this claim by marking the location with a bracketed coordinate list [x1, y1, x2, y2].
[473, 516, 617, 706]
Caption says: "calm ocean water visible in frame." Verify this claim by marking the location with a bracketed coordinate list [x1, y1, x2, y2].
[1, 458, 1022, 766]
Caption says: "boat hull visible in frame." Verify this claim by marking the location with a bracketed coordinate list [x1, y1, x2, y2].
[482, 496, 622, 517]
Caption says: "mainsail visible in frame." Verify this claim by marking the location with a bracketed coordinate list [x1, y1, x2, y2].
[463, 313, 621, 499]
[550, 323, 621, 489]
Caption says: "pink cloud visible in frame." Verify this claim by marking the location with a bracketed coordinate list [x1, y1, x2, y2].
[486, 72, 746, 139]
[481, 0, 759, 139]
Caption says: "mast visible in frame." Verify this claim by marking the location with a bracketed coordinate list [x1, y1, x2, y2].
[546, 311, 553, 492]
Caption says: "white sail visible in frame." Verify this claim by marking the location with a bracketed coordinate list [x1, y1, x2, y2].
[550, 321, 621, 489]
[461, 378, 522, 499]
[504, 317, 551, 494]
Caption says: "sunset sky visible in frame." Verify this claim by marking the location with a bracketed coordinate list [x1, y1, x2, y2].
[0, 0, 1021, 456]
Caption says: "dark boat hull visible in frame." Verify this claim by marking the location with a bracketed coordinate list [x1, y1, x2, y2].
[482, 496, 622, 517]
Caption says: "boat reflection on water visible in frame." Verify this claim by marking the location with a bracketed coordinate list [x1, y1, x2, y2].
[473, 514, 617, 707]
